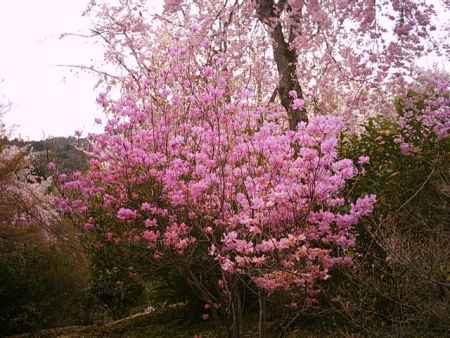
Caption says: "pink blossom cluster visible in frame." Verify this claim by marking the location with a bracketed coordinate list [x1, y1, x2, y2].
[83, 0, 450, 133]
[52, 0, 416, 309]
[58, 54, 375, 305]
[395, 74, 450, 156]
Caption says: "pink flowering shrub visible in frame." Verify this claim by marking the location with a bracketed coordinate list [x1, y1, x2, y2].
[342, 72, 450, 206]
[57, 0, 449, 333]
[57, 43, 375, 332]
[58, 0, 449, 333]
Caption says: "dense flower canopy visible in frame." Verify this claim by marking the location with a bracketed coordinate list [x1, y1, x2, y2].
[56, 1, 448, 334]
[83, 0, 449, 126]
[58, 5, 378, 307]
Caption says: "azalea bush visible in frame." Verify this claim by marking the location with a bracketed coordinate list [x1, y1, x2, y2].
[57, 45, 375, 337]
[56, 0, 450, 336]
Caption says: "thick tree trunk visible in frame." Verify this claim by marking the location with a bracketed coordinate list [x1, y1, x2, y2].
[255, 0, 308, 130]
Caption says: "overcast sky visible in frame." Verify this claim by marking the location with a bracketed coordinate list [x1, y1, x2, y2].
[0, 0, 163, 140]
[0, 1, 448, 140]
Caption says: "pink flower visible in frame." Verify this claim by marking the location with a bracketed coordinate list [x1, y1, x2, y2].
[352, 194, 376, 217]
[84, 222, 95, 231]
[292, 98, 305, 110]
[220, 258, 235, 273]
[47, 162, 56, 171]
[399, 142, 413, 156]
[144, 218, 157, 228]
[143, 230, 160, 242]
[141, 202, 152, 211]
[164, 0, 182, 12]
[358, 156, 370, 165]
[117, 208, 138, 221]
[96, 93, 108, 107]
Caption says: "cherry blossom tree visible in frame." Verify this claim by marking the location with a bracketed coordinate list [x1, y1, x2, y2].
[0, 110, 55, 244]
[80, 0, 449, 128]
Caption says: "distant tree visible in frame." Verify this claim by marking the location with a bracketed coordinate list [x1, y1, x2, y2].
[0, 94, 10, 140]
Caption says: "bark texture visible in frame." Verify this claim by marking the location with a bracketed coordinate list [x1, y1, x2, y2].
[255, 0, 307, 130]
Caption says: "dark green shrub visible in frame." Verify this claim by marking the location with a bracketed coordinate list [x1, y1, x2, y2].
[84, 231, 212, 321]
[87, 239, 147, 320]
[332, 79, 450, 334]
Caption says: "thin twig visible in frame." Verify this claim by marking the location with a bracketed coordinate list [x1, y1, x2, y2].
[396, 167, 435, 212]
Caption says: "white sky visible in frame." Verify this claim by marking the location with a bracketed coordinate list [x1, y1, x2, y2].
[0, 1, 448, 140]
[0, 0, 163, 140]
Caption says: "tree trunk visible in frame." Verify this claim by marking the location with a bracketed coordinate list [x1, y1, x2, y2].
[258, 291, 266, 338]
[230, 286, 242, 338]
[255, 0, 308, 130]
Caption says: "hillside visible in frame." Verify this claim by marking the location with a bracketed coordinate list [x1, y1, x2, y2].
[6, 136, 89, 177]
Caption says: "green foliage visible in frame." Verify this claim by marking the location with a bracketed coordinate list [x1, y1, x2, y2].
[335, 93, 450, 333]
[341, 114, 450, 224]
[84, 229, 211, 321]
[87, 240, 147, 320]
